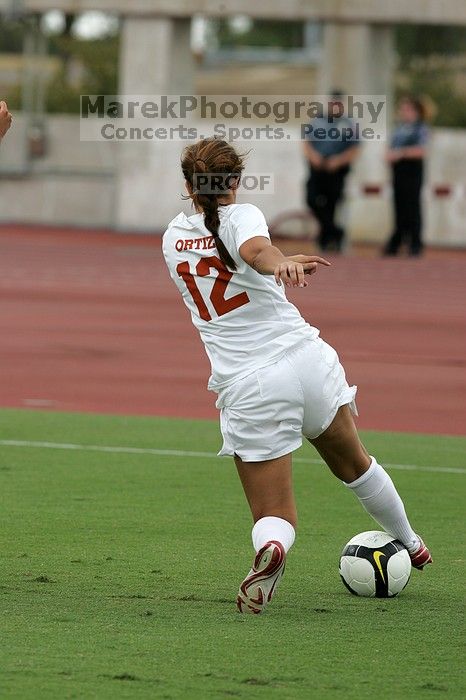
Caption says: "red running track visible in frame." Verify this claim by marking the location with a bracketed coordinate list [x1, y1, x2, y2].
[1, 225, 465, 435]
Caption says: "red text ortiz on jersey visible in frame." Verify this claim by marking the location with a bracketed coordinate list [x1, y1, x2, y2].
[175, 236, 216, 252]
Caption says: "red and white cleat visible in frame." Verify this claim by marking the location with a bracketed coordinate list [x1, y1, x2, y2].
[236, 541, 286, 614]
[409, 539, 433, 570]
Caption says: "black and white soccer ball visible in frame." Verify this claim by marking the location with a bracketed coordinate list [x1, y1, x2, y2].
[339, 530, 411, 598]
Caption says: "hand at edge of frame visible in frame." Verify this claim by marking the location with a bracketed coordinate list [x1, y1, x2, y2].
[0, 101, 13, 139]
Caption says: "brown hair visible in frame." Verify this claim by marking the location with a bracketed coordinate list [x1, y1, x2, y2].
[181, 138, 246, 271]
[400, 95, 429, 122]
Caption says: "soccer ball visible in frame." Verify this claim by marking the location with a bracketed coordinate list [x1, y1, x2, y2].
[339, 530, 411, 598]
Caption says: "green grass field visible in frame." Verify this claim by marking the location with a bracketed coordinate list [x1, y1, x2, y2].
[1, 408, 465, 699]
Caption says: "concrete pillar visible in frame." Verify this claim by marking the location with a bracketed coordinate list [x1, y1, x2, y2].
[119, 17, 194, 95]
[317, 24, 395, 241]
[303, 21, 321, 51]
[115, 17, 194, 231]
[317, 23, 394, 103]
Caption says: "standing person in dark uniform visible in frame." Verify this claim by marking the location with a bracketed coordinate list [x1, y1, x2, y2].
[302, 91, 360, 252]
[383, 96, 429, 257]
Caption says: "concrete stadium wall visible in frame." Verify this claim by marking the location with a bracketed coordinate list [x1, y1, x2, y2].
[0, 114, 465, 247]
[10, 0, 466, 25]
[0, 114, 116, 228]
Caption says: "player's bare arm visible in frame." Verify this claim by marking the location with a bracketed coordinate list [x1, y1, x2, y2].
[0, 101, 13, 139]
[239, 235, 330, 288]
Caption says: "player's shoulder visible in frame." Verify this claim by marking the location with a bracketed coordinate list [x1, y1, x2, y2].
[164, 211, 189, 235]
[224, 203, 267, 225]
[162, 212, 197, 262]
[163, 211, 199, 241]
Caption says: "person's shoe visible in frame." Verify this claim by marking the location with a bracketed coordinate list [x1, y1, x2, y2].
[408, 249, 423, 258]
[382, 243, 400, 257]
[409, 539, 433, 570]
[236, 541, 286, 614]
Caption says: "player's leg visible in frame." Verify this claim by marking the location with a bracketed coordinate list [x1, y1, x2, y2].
[216, 361, 303, 612]
[235, 452, 296, 613]
[309, 405, 432, 569]
[308, 404, 370, 482]
[235, 452, 297, 528]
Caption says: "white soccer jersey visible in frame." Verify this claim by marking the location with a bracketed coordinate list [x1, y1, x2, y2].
[162, 203, 319, 391]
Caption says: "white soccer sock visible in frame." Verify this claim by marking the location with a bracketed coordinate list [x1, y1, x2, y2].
[345, 457, 420, 552]
[252, 516, 296, 554]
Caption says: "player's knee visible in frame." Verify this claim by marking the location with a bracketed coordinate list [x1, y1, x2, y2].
[346, 454, 371, 482]
[326, 449, 370, 483]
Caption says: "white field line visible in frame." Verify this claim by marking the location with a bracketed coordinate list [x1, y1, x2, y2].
[0, 439, 465, 475]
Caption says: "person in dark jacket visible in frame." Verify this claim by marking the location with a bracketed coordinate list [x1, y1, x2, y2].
[383, 97, 429, 257]
[303, 90, 360, 252]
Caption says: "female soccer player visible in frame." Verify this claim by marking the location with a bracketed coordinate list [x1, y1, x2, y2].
[163, 137, 432, 614]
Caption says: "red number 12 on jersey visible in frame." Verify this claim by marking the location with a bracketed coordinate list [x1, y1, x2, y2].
[176, 255, 250, 321]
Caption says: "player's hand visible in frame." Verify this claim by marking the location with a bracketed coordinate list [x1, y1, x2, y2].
[274, 255, 331, 288]
[0, 101, 13, 138]
[288, 254, 331, 276]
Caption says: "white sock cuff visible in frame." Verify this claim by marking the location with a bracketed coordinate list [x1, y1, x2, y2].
[344, 456, 378, 488]
[252, 516, 296, 554]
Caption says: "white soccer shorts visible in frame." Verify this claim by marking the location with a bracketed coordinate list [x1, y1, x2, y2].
[216, 337, 358, 463]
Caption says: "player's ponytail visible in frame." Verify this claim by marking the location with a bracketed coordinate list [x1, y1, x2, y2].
[181, 137, 247, 271]
[196, 190, 238, 271]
